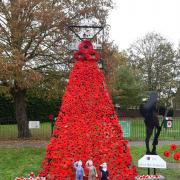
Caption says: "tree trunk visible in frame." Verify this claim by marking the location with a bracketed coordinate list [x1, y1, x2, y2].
[12, 89, 31, 138]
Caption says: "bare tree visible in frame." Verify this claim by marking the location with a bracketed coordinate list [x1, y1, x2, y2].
[127, 32, 179, 104]
[0, 0, 113, 138]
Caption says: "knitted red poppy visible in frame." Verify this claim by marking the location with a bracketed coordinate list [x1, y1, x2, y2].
[163, 150, 170, 157]
[170, 144, 177, 151]
[78, 40, 93, 52]
[173, 152, 180, 161]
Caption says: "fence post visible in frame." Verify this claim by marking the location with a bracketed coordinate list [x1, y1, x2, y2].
[51, 117, 56, 134]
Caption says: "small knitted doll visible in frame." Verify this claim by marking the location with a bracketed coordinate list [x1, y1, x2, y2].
[74, 160, 85, 180]
[99, 162, 109, 180]
[86, 160, 98, 180]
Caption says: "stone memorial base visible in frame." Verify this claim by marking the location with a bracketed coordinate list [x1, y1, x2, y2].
[135, 175, 165, 180]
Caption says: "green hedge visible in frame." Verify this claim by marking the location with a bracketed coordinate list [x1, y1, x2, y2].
[0, 96, 15, 118]
[0, 95, 61, 123]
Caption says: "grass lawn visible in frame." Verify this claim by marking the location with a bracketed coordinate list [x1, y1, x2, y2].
[0, 118, 180, 140]
[130, 145, 180, 180]
[0, 145, 179, 180]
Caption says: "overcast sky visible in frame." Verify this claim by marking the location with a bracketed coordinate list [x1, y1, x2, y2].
[107, 0, 180, 51]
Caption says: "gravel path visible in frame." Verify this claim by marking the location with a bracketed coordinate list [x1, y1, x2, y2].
[0, 140, 49, 148]
[129, 140, 180, 146]
[0, 140, 179, 148]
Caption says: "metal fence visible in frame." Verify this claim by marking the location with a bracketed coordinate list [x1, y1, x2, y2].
[119, 117, 180, 141]
[0, 117, 180, 140]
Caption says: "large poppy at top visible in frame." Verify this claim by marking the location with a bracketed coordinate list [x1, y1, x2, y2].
[74, 40, 100, 62]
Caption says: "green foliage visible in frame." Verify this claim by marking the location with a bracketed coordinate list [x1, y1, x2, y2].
[0, 95, 61, 123]
[0, 96, 15, 119]
[113, 65, 142, 108]
[26, 95, 61, 122]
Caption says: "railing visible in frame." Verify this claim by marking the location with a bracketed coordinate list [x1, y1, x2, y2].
[0, 120, 51, 140]
[119, 117, 180, 141]
[0, 117, 179, 140]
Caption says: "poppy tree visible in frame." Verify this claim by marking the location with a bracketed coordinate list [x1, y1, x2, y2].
[39, 41, 137, 179]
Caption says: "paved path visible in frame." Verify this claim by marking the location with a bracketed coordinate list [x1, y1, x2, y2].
[0, 140, 179, 148]
[0, 140, 49, 148]
[0, 140, 179, 170]
[129, 140, 180, 146]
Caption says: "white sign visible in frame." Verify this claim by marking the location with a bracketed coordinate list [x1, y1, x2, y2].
[167, 121, 172, 128]
[119, 121, 131, 138]
[29, 121, 40, 129]
[138, 155, 166, 169]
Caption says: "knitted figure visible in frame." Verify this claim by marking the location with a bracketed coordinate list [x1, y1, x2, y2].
[86, 160, 98, 180]
[74, 160, 85, 180]
[99, 163, 109, 180]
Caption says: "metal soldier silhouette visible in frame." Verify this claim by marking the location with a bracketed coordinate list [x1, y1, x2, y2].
[139, 91, 161, 155]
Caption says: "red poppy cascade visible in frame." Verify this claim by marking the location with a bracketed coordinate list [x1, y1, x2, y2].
[39, 40, 137, 179]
